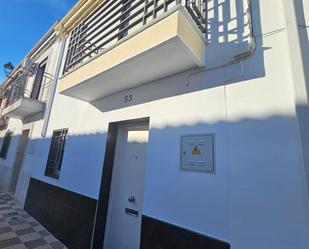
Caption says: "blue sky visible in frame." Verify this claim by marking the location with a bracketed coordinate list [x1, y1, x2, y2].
[0, 0, 77, 83]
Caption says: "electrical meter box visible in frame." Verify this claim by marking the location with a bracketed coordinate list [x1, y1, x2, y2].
[181, 134, 215, 173]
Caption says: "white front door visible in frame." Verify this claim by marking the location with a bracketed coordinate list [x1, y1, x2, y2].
[104, 122, 149, 249]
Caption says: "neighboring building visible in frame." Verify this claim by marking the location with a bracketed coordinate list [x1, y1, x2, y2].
[0, 23, 64, 205]
[0, 1, 309, 249]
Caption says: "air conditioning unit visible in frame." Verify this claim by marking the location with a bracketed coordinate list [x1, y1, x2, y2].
[21, 57, 38, 76]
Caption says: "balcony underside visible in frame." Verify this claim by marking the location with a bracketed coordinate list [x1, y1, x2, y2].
[2, 98, 45, 119]
[59, 7, 206, 102]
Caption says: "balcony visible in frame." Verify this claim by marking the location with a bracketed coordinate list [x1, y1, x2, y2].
[59, 0, 207, 102]
[1, 69, 52, 120]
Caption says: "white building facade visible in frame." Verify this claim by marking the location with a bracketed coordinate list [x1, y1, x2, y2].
[0, 1, 309, 249]
[0, 24, 65, 205]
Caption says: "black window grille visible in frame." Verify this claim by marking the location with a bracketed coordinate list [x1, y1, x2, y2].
[30, 62, 47, 100]
[0, 131, 13, 159]
[45, 129, 68, 179]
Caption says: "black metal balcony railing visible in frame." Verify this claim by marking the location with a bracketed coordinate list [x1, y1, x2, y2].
[4, 76, 27, 108]
[63, 0, 206, 73]
[1, 71, 53, 109]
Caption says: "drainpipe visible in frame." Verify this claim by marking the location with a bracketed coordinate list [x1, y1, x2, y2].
[41, 37, 66, 137]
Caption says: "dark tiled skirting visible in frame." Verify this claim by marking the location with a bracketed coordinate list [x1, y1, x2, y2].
[140, 215, 230, 249]
[0, 192, 66, 249]
[24, 178, 97, 249]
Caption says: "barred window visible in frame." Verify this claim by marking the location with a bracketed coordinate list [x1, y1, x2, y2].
[0, 131, 13, 159]
[30, 61, 47, 100]
[45, 129, 68, 179]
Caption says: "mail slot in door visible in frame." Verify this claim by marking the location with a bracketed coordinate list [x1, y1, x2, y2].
[125, 208, 139, 217]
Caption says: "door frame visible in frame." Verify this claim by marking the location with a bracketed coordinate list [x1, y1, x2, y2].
[8, 129, 30, 193]
[104, 122, 149, 249]
[91, 117, 150, 249]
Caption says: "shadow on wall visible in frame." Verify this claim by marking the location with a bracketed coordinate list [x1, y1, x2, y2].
[206, 0, 263, 63]
[92, 0, 266, 112]
[0, 111, 308, 249]
[291, 0, 309, 199]
[295, 0, 309, 84]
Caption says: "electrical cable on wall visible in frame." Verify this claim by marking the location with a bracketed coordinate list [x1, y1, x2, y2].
[187, 0, 256, 83]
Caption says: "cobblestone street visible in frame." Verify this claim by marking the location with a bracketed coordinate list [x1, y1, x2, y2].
[0, 192, 67, 249]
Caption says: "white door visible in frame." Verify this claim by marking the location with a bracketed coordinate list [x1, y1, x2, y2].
[104, 122, 149, 249]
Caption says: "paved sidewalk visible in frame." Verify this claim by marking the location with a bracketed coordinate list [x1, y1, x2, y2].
[0, 192, 67, 249]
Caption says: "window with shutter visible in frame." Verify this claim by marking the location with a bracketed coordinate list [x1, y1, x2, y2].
[45, 129, 68, 179]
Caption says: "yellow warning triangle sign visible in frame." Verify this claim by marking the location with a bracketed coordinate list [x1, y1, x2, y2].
[192, 145, 201, 155]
